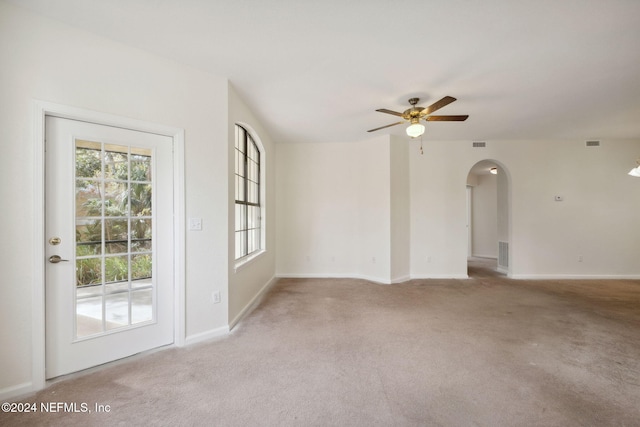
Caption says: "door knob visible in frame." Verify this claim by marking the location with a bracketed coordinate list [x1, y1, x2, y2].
[48, 255, 69, 263]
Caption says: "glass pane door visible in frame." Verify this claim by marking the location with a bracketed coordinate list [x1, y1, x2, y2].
[74, 140, 154, 338]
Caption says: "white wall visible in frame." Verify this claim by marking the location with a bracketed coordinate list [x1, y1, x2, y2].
[410, 139, 640, 279]
[276, 142, 357, 276]
[277, 137, 640, 281]
[410, 140, 469, 278]
[276, 136, 393, 283]
[390, 136, 410, 282]
[0, 1, 236, 397]
[227, 85, 277, 326]
[497, 167, 509, 244]
[471, 173, 498, 258]
[505, 140, 640, 278]
[355, 138, 392, 282]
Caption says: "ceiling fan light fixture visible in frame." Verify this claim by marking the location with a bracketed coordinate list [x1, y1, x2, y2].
[406, 122, 425, 138]
[490, 167, 498, 174]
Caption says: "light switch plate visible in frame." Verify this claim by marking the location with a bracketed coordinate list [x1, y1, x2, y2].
[188, 217, 202, 230]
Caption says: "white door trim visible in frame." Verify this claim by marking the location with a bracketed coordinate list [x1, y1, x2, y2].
[32, 100, 186, 392]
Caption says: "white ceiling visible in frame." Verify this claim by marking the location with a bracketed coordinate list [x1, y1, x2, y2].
[9, 0, 640, 144]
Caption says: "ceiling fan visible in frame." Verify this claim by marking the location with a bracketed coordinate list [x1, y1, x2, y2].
[368, 96, 468, 137]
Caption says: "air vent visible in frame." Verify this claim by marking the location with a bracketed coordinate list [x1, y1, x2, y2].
[472, 141, 486, 148]
[586, 140, 600, 147]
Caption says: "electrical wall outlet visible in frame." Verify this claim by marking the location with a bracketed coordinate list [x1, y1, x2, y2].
[213, 291, 221, 304]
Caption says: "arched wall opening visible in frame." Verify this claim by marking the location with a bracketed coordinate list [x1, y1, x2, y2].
[466, 159, 512, 276]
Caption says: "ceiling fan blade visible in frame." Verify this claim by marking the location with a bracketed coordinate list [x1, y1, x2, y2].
[420, 96, 457, 115]
[376, 108, 404, 117]
[367, 121, 405, 132]
[426, 115, 469, 121]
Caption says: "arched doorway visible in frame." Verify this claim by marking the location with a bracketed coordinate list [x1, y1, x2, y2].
[466, 160, 511, 277]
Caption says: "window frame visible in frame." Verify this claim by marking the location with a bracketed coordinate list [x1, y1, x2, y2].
[234, 124, 264, 265]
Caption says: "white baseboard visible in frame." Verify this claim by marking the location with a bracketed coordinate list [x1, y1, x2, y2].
[276, 273, 393, 285]
[278, 272, 640, 281]
[0, 382, 33, 402]
[276, 273, 471, 282]
[411, 274, 469, 279]
[510, 274, 640, 280]
[352, 274, 391, 285]
[276, 273, 358, 279]
[390, 275, 411, 284]
[229, 275, 278, 330]
[184, 325, 229, 346]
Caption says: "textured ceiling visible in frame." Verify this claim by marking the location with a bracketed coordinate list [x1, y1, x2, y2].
[9, 0, 640, 144]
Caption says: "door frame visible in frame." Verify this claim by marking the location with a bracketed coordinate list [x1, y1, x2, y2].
[466, 185, 472, 258]
[32, 101, 186, 391]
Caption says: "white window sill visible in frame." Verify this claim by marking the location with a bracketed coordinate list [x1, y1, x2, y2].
[234, 249, 266, 273]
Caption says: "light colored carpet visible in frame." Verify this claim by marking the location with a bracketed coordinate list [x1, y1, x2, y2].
[3, 259, 640, 426]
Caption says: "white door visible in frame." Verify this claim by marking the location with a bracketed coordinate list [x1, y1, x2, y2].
[45, 116, 174, 379]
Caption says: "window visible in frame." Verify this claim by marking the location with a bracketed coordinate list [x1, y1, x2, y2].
[235, 125, 262, 260]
